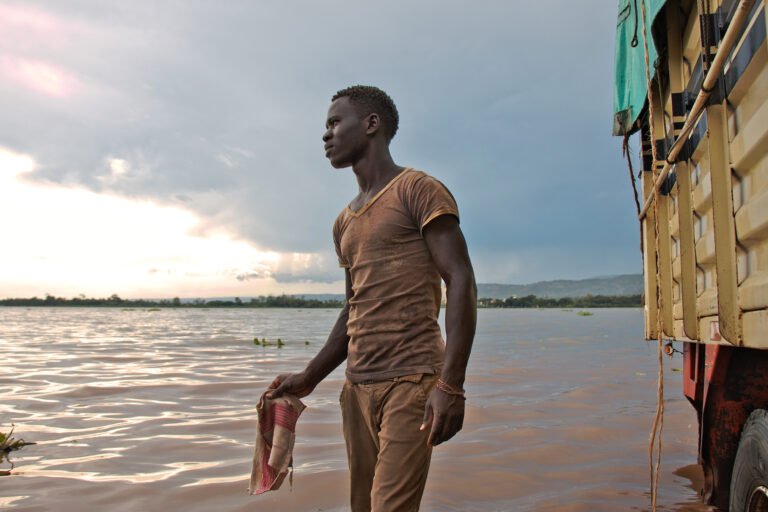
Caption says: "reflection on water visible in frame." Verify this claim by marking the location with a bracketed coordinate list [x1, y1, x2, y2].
[0, 307, 713, 511]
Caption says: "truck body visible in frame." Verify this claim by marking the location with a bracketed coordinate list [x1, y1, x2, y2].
[613, 0, 768, 509]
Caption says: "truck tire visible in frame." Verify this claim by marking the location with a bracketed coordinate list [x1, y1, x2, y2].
[730, 409, 768, 512]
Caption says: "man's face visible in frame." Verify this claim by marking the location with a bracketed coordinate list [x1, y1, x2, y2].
[323, 97, 368, 169]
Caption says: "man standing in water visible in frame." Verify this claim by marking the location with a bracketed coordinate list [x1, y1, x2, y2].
[267, 85, 476, 512]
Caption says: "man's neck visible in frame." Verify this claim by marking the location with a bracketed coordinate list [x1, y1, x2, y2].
[351, 146, 402, 195]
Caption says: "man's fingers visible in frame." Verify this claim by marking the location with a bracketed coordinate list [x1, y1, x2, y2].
[420, 409, 432, 431]
[266, 375, 289, 398]
[442, 419, 459, 444]
[266, 375, 283, 390]
[430, 411, 465, 446]
[266, 374, 292, 397]
[267, 383, 285, 398]
[428, 412, 444, 446]
[420, 402, 433, 431]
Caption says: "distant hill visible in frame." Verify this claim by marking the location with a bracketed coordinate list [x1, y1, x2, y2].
[477, 274, 643, 299]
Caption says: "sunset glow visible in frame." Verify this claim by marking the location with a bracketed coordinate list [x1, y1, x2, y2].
[0, 56, 79, 98]
[0, 148, 342, 298]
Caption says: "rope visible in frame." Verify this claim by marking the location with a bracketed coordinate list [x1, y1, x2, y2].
[631, 0, 641, 47]
[623, 133, 642, 218]
[622, 131, 644, 255]
[638, 0, 665, 509]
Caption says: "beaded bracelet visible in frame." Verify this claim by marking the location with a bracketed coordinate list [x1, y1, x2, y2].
[436, 378, 466, 400]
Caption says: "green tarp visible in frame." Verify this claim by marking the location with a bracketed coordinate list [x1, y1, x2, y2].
[613, 0, 669, 135]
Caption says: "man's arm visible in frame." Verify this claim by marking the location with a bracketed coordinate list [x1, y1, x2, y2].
[420, 214, 477, 446]
[267, 268, 352, 398]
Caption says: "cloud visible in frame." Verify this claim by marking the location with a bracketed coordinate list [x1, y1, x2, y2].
[234, 253, 339, 284]
[269, 253, 340, 283]
[0, 147, 343, 297]
[236, 272, 268, 282]
[0, 56, 80, 97]
[0, 3, 72, 44]
[109, 158, 127, 176]
[96, 157, 129, 186]
[0, 1, 642, 287]
[216, 146, 255, 169]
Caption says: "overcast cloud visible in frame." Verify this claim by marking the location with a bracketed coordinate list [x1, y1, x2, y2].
[0, 1, 641, 292]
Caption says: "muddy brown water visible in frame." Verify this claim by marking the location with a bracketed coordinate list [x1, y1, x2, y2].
[0, 307, 715, 511]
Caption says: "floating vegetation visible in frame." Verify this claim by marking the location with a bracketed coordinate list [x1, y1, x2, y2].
[1, 424, 36, 474]
[254, 337, 288, 347]
[122, 308, 136, 311]
[146, 308, 161, 312]
[576, 311, 594, 316]
[561, 309, 573, 312]
[305, 341, 310, 345]
[672, 368, 683, 372]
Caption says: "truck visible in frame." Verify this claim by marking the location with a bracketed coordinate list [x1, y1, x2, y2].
[613, 0, 768, 509]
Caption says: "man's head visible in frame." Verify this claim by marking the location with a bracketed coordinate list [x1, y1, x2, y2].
[323, 85, 399, 168]
[331, 85, 399, 142]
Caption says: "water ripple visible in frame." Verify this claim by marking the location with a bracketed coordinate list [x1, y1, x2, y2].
[0, 307, 713, 511]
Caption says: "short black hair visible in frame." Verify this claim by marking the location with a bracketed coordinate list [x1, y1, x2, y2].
[332, 85, 399, 141]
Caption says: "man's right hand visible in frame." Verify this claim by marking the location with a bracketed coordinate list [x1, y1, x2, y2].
[266, 372, 316, 399]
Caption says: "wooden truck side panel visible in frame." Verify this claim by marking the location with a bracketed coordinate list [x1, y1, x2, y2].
[650, 0, 768, 349]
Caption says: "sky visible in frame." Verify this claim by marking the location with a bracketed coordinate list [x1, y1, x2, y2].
[0, 1, 643, 299]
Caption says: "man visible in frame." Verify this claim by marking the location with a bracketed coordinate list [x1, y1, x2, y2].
[267, 85, 476, 512]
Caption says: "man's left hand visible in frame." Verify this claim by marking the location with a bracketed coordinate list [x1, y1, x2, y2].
[420, 388, 465, 446]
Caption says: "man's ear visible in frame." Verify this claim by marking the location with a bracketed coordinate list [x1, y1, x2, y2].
[365, 113, 380, 136]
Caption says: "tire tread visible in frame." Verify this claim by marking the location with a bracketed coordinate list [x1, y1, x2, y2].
[730, 409, 768, 512]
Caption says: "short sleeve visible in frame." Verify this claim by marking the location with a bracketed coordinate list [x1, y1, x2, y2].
[404, 174, 459, 235]
[332, 212, 350, 268]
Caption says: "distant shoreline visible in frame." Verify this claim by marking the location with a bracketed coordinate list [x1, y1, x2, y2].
[0, 293, 642, 309]
[0, 294, 345, 309]
[478, 293, 642, 308]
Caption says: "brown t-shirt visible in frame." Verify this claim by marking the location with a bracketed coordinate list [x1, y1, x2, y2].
[333, 168, 459, 383]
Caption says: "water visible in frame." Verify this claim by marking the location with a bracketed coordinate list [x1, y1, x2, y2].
[0, 307, 713, 511]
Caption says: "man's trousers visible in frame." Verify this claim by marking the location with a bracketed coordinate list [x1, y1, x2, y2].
[340, 373, 438, 512]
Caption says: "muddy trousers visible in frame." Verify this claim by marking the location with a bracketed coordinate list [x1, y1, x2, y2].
[340, 373, 438, 512]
